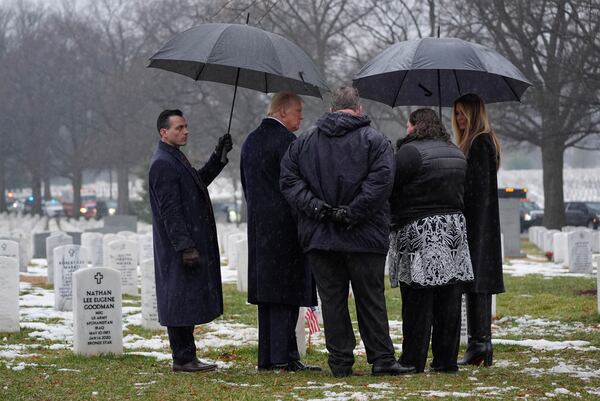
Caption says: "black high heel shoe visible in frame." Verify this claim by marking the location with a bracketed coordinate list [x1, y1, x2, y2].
[458, 338, 493, 367]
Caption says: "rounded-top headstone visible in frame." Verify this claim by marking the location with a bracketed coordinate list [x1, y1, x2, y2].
[0, 256, 19, 332]
[73, 267, 123, 356]
[54, 245, 89, 311]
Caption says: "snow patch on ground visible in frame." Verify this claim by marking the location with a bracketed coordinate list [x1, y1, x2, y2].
[523, 362, 600, 380]
[494, 338, 596, 351]
[504, 260, 594, 278]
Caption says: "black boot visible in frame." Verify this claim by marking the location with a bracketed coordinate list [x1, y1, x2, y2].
[458, 293, 493, 367]
[458, 336, 492, 367]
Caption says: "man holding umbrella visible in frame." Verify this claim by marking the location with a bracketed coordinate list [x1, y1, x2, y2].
[241, 92, 320, 372]
[149, 109, 232, 372]
[280, 87, 414, 377]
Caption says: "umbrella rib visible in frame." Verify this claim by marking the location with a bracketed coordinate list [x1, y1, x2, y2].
[392, 71, 409, 107]
[452, 69, 462, 97]
[194, 63, 206, 81]
[502, 76, 521, 101]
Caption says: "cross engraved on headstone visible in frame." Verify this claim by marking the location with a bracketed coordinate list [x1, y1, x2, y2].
[1, 243, 6, 251]
[94, 272, 104, 285]
[69, 248, 76, 257]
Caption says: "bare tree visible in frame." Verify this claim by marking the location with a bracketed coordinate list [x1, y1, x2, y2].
[441, 0, 600, 228]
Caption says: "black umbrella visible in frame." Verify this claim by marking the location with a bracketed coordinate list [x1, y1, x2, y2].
[353, 37, 532, 115]
[148, 22, 328, 160]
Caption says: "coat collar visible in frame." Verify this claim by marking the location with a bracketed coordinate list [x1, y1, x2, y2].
[157, 141, 205, 191]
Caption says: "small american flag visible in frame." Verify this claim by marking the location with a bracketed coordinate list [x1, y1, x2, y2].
[305, 307, 320, 334]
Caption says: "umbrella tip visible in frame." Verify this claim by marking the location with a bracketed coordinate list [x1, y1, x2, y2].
[246, 13, 250, 24]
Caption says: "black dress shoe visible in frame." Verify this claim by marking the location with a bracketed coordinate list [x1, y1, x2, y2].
[372, 360, 416, 376]
[330, 366, 353, 377]
[172, 359, 217, 372]
[430, 365, 459, 373]
[287, 360, 322, 372]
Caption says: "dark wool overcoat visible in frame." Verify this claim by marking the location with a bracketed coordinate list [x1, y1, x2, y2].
[149, 141, 226, 326]
[463, 134, 505, 294]
[241, 118, 317, 306]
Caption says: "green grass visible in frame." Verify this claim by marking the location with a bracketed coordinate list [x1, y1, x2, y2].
[2, 268, 600, 400]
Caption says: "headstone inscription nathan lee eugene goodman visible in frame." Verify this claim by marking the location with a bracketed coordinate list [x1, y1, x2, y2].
[73, 267, 123, 356]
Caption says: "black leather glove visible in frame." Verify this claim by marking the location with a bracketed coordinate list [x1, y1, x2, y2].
[316, 203, 334, 222]
[330, 206, 355, 229]
[182, 248, 200, 268]
[215, 133, 233, 155]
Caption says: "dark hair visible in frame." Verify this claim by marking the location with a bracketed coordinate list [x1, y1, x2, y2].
[157, 109, 183, 133]
[408, 108, 450, 141]
[330, 86, 360, 111]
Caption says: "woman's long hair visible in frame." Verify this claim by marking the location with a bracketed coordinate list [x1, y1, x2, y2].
[408, 108, 451, 142]
[451, 93, 501, 170]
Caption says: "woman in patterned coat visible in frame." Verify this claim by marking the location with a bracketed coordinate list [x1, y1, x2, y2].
[388, 108, 474, 373]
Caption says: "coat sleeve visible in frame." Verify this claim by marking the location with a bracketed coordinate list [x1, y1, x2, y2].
[280, 138, 327, 220]
[346, 137, 395, 223]
[465, 136, 492, 216]
[150, 160, 195, 252]
[197, 151, 227, 185]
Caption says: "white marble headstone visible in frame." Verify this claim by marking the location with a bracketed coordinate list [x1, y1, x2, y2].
[138, 234, 154, 263]
[82, 232, 103, 267]
[102, 234, 122, 267]
[54, 245, 89, 311]
[460, 294, 468, 345]
[296, 307, 306, 357]
[235, 238, 248, 292]
[567, 230, 593, 273]
[140, 259, 162, 331]
[46, 233, 73, 284]
[553, 232, 569, 263]
[0, 256, 19, 332]
[227, 232, 246, 270]
[106, 239, 139, 296]
[73, 267, 122, 356]
[0, 240, 19, 269]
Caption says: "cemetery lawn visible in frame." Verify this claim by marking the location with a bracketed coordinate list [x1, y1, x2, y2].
[2, 272, 600, 400]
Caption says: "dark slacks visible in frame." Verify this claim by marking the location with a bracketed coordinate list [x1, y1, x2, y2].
[307, 250, 396, 371]
[465, 292, 492, 340]
[257, 303, 300, 368]
[399, 283, 462, 373]
[167, 326, 196, 364]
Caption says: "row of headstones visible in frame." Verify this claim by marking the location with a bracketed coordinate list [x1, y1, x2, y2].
[45, 231, 154, 286]
[216, 224, 249, 293]
[528, 226, 596, 273]
[0, 256, 162, 355]
[0, 213, 40, 272]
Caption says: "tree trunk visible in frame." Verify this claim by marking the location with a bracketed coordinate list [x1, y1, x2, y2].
[0, 158, 6, 213]
[117, 164, 129, 214]
[541, 137, 565, 229]
[72, 169, 82, 220]
[31, 173, 42, 215]
[43, 176, 52, 201]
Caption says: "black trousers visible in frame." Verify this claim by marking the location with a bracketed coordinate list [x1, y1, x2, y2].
[399, 283, 462, 373]
[464, 292, 492, 340]
[307, 250, 396, 370]
[257, 303, 300, 368]
[167, 326, 196, 364]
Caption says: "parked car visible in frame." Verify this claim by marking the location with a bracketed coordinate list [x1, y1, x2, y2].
[7, 198, 24, 214]
[95, 199, 117, 220]
[23, 195, 35, 214]
[564, 201, 600, 229]
[42, 198, 64, 218]
[520, 200, 544, 232]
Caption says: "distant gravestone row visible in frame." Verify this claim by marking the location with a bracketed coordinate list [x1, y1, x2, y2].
[529, 226, 595, 274]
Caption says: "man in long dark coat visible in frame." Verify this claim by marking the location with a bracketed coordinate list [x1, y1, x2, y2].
[149, 109, 232, 372]
[241, 93, 319, 372]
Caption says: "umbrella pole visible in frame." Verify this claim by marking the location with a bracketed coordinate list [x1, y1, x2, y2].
[222, 67, 241, 163]
[437, 69, 442, 119]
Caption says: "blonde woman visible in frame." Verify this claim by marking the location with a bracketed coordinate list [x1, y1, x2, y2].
[452, 93, 504, 367]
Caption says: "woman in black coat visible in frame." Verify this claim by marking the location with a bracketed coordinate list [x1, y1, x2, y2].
[452, 93, 504, 367]
[388, 108, 473, 373]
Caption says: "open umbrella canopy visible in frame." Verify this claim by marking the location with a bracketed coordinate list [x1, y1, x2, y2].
[148, 23, 328, 97]
[353, 37, 532, 108]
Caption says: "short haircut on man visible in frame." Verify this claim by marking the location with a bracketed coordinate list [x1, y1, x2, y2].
[157, 109, 183, 134]
[267, 92, 302, 116]
[330, 86, 360, 111]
